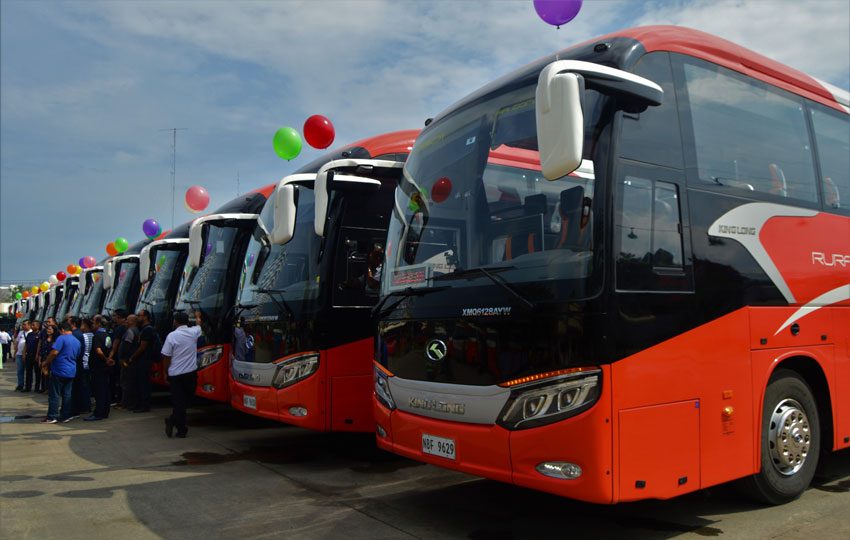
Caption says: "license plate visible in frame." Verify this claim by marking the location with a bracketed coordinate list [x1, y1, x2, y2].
[422, 433, 456, 460]
[242, 395, 257, 409]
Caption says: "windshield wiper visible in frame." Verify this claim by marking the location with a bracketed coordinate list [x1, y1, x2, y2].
[255, 288, 294, 320]
[371, 285, 451, 320]
[434, 266, 535, 310]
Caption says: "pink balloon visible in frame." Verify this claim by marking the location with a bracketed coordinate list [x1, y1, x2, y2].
[185, 185, 210, 214]
[83, 256, 97, 269]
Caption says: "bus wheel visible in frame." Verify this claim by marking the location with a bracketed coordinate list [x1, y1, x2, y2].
[744, 369, 820, 505]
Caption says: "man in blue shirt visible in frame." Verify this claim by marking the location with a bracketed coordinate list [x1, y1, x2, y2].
[42, 322, 81, 423]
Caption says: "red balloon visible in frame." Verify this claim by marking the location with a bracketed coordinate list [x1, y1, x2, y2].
[106, 242, 118, 256]
[185, 185, 210, 213]
[57, 271, 67, 282]
[303, 115, 335, 149]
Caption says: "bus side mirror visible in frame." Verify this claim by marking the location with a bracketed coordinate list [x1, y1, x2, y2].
[314, 172, 381, 237]
[270, 184, 297, 245]
[103, 261, 114, 291]
[536, 60, 664, 181]
[188, 221, 204, 269]
[536, 68, 585, 181]
[139, 246, 151, 284]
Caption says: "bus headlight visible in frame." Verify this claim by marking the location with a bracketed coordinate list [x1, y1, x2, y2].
[272, 353, 319, 389]
[497, 369, 601, 430]
[374, 362, 396, 410]
[197, 346, 224, 369]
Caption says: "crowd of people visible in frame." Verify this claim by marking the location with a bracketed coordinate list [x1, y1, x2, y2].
[5, 309, 202, 438]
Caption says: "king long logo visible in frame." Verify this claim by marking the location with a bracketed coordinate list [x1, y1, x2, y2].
[408, 397, 466, 415]
[708, 202, 850, 335]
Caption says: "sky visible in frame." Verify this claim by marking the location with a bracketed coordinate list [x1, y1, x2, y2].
[2, 0, 849, 285]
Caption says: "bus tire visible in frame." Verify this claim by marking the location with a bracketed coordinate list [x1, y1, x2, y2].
[744, 369, 820, 505]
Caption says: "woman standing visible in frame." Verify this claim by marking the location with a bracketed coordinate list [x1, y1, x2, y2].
[38, 324, 59, 394]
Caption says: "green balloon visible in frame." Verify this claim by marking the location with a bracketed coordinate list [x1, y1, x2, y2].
[272, 127, 302, 161]
[115, 237, 129, 253]
[15, 292, 22, 300]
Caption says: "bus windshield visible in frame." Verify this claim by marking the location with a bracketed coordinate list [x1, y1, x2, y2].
[175, 222, 247, 341]
[80, 273, 105, 317]
[138, 248, 184, 324]
[383, 84, 608, 301]
[103, 260, 139, 314]
[234, 186, 321, 363]
[56, 281, 77, 321]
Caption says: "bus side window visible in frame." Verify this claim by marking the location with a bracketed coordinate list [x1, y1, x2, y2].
[810, 106, 850, 214]
[617, 176, 687, 291]
[680, 59, 819, 204]
[619, 52, 683, 169]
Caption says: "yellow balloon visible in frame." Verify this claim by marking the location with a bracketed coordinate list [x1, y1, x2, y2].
[30, 286, 39, 294]
[74, 264, 83, 275]
[40, 282, 50, 292]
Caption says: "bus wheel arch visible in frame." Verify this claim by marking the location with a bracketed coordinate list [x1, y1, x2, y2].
[746, 358, 829, 505]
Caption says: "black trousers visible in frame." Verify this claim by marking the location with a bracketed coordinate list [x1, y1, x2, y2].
[72, 360, 91, 416]
[91, 367, 110, 418]
[109, 363, 121, 404]
[134, 358, 152, 410]
[168, 371, 197, 435]
[24, 355, 42, 391]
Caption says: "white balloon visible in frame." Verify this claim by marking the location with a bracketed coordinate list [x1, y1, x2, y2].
[48, 275, 59, 285]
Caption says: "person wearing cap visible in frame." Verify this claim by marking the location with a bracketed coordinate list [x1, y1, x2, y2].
[160, 311, 203, 438]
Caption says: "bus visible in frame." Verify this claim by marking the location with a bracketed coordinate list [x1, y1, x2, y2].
[372, 25, 849, 505]
[78, 265, 107, 318]
[45, 284, 63, 322]
[137, 221, 192, 386]
[173, 186, 275, 402]
[55, 276, 79, 322]
[229, 130, 417, 430]
[102, 239, 153, 317]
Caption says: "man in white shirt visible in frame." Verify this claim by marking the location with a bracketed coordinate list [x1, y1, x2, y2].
[0, 328, 11, 365]
[14, 322, 30, 391]
[161, 311, 203, 438]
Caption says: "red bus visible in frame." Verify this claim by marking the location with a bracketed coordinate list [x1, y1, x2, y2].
[137, 221, 193, 386]
[228, 131, 417, 431]
[373, 25, 849, 505]
[173, 186, 275, 402]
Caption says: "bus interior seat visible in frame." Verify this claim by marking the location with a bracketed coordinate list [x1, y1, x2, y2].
[500, 194, 547, 261]
[556, 186, 586, 249]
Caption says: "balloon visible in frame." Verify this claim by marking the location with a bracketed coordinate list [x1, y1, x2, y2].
[82, 256, 96, 269]
[30, 286, 39, 294]
[533, 0, 582, 27]
[205, 242, 213, 256]
[272, 126, 302, 160]
[114, 237, 129, 253]
[71, 265, 81, 276]
[57, 271, 67, 282]
[40, 282, 50, 292]
[143, 218, 161, 239]
[185, 185, 210, 214]
[22, 291, 30, 299]
[16, 311, 23, 318]
[303, 115, 335, 149]
[67, 264, 77, 274]
[15, 292, 22, 300]
[156, 229, 171, 240]
[106, 242, 118, 256]
[79, 257, 87, 268]
[49, 275, 59, 285]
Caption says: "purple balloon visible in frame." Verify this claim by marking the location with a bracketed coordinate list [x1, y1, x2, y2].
[533, 0, 582, 27]
[143, 218, 161, 239]
[78, 257, 87, 269]
[247, 253, 255, 266]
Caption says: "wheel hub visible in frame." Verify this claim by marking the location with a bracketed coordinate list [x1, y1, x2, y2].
[768, 398, 810, 476]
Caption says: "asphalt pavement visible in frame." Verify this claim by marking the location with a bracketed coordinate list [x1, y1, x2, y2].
[1, 367, 848, 539]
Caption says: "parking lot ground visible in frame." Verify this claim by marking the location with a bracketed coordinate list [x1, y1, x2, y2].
[1, 367, 848, 540]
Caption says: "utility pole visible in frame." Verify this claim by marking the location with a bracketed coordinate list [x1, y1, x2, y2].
[160, 128, 187, 228]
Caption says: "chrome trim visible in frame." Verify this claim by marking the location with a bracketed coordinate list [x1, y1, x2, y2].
[388, 377, 510, 425]
[231, 358, 276, 387]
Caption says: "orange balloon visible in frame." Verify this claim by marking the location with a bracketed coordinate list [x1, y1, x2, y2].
[66, 264, 76, 274]
[22, 291, 30, 299]
[16, 311, 23, 318]
[106, 242, 118, 256]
